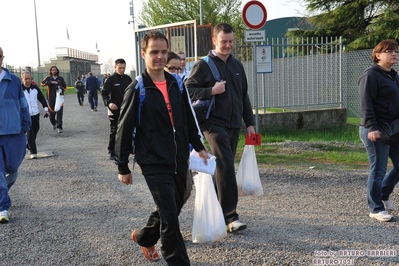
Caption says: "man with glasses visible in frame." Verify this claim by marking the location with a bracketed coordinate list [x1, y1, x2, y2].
[0, 47, 32, 223]
[176, 51, 190, 81]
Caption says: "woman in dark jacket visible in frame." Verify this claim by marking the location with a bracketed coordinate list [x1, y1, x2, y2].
[359, 39, 399, 222]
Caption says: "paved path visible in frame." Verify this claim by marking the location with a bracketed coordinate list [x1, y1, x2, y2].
[1, 94, 399, 265]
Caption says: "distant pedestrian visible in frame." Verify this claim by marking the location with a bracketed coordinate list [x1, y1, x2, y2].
[101, 59, 132, 160]
[0, 47, 31, 223]
[41, 66, 66, 133]
[86, 72, 100, 112]
[21, 71, 49, 159]
[74, 76, 85, 106]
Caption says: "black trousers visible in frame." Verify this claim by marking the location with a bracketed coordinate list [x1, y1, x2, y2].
[26, 114, 40, 154]
[202, 123, 240, 224]
[77, 91, 84, 105]
[107, 115, 118, 154]
[134, 172, 190, 266]
[48, 99, 63, 130]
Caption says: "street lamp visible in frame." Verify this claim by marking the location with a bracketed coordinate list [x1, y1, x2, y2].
[34, 0, 41, 70]
[129, 1, 138, 76]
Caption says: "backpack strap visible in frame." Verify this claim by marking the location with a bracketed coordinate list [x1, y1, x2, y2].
[201, 56, 219, 119]
[135, 75, 146, 126]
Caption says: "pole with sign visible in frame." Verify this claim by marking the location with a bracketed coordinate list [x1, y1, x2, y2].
[242, 0, 267, 132]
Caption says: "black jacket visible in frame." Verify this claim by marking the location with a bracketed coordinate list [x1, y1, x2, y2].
[115, 70, 205, 175]
[185, 51, 254, 129]
[41, 75, 66, 101]
[359, 63, 399, 132]
[101, 72, 132, 116]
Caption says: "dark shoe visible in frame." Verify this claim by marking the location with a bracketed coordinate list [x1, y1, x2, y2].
[52, 125, 56, 130]
[131, 230, 160, 262]
[109, 154, 115, 160]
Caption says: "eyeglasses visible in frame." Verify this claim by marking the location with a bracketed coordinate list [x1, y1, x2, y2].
[166, 66, 182, 71]
[384, 50, 399, 54]
[0, 55, 4, 59]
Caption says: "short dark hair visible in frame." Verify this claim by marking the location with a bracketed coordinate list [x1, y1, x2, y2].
[213, 23, 234, 37]
[141, 31, 168, 52]
[115, 58, 126, 65]
[167, 51, 180, 64]
[371, 39, 398, 63]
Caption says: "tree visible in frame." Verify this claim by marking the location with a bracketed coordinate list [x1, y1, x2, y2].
[287, 0, 399, 50]
[139, 0, 245, 41]
[103, 58, 114, 74]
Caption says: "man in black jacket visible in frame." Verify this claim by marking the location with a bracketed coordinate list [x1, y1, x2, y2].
[101, 59, 132, 159]
[114, 31, 208, 266]
[186, 23, 256, 233]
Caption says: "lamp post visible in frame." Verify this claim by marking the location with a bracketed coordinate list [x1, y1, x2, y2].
[129, 1, 138, 77]
[34, 0, 41, 70]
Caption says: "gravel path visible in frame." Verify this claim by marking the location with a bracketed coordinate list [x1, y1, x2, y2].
[1, 94, 399, 266]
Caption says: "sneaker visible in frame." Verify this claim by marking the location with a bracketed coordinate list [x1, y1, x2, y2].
[94, 107, 97, 112]
[382, 200, 395, 211]
[226, 220, 247, 233]
[52, 125, 56, 130]
[131, 230, 160, 262]
[369, 211, 392, 222]
[58, 129, 63, 133]
[30, 154, 37, 159]
[0, 210, 9, 224]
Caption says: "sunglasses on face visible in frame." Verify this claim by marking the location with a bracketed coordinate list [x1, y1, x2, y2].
[166, 66, 182, 71]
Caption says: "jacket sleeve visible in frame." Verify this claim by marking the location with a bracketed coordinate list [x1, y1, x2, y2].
[185, 60, 214, 101]
[359, 69, 379, 131]
[60, 77, 67, 91]
[114, 80, 139, 175]
[101, 77, 112, 106]
[19, 83, 32, 132]
[240, 64, 255, 128]
[37, 88, 48, 110]
[41, 76, 50, 86]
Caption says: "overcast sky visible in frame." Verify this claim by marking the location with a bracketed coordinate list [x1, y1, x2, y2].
[2, 0, 305, 73]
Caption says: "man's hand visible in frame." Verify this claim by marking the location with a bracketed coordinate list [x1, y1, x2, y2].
[109, 103, 119, 111]
[199, 150, 209, 165]
[118, 173, 132, 185]
[212, 80, 226, 95]
[247, 125, 256, 136]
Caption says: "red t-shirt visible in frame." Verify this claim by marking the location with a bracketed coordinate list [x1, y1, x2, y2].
[153, 80, 174, 125]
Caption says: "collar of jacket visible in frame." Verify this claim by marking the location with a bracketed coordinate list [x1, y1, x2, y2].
[141, 69, 178, 89]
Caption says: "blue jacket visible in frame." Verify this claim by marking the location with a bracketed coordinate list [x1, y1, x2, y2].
[0, 68, 31, 135]
[85, 75, 100, 92]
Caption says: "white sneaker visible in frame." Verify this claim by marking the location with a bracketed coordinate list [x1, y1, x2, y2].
[30, 154, 37, 159]
[226, 220, 247, 232]
[382, 200, 395, 211]
[0, 210, 9, 224]
[369, 211, 392, 222]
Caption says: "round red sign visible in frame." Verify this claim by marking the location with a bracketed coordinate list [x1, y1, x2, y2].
[242, 0, 267, 30]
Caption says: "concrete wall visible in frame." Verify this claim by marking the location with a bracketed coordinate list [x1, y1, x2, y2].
[255, 108, 347, 132]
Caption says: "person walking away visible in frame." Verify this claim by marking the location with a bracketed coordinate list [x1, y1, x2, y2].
[41, 66, 66, 133]
[114, 31, 208, 265]
[185, 23, 256, 233]
[101, 59, 132, 160]
[21, 71, 49, 159]
[0, 47, 32, 223]
[74, 76, 85, 106]
[85, 72, 100, 111]
[359, 39, 399, 222]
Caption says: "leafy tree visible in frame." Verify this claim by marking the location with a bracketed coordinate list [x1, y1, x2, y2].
[139, 0, 246, 42]
[287, 0, 399, 50]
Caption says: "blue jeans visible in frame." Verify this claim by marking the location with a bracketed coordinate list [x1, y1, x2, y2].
[359, 126, 399, 213]
[0, 133, 26, 211]
[88, 90, 98, 110]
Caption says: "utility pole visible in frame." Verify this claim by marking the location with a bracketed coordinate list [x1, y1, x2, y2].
[129, 1, 138, 77]
[34, 0, 41, 70]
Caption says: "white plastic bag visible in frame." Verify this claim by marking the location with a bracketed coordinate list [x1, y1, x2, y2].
[192, 172, 227, 243]
[54, 88, 64, 112]
[236, 145, 264, 196]
[189, 149, 217, 175]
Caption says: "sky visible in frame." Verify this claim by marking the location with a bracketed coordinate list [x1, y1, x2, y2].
[2, 0, 305, 73]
